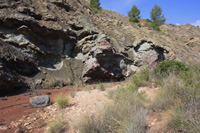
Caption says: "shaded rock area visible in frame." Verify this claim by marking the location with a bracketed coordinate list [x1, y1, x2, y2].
[82, 39, 133, 83]
[0, 0, 199, 95]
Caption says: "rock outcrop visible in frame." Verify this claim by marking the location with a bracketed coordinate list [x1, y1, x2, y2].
[0, 0, 200, 95]
[30, 95, 50, 107]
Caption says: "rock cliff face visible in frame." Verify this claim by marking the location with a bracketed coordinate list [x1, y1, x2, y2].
[0, 0, 200, 95]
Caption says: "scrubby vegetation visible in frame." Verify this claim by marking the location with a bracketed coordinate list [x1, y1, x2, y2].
[54, 94, 69, 108]
[154, 61, 189, 77]
[151, 62, 200, 132]
[77, 83, 148, 133]
[131, 68, 150, 87]
[77, 61, 200, 132]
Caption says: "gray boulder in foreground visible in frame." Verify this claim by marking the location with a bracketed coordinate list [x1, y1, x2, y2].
[30, 95, 50, 107]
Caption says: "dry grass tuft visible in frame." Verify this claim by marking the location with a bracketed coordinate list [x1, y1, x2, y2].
[47, 114, 66, 133]
[54, 94, 69, 109]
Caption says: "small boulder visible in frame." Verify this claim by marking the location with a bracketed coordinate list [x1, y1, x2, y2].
[30, 95, 50, 107]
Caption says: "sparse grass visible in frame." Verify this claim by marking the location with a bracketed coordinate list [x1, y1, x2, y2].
[43, 78, 63, 89]
[77, 81, 148, 133]
[98, 83, 105, 91]
[54, 94, 69, 108]
[70, 91, 76, 98]
[76, 115, 100, 133]
[47, 114, 65, 133]
[84, 85, 92, 92]
[151, 74, 184, 111]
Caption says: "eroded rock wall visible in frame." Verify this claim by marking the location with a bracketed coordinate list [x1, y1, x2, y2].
[0, 0, 173, 95]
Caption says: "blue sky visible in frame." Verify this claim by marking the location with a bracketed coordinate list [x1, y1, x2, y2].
[100, 0, 200, 26]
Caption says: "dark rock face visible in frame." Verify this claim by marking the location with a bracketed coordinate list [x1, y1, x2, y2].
[0, 60, 27, 96]
[0, 40, 39, 76]
[0, 0, 169, 95]
[82, 39, 132, 83]
[30, 95, 50, 107]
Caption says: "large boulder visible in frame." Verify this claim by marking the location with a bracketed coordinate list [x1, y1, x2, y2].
[30, 95, 50, 107]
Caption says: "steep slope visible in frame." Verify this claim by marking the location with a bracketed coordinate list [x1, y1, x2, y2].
[0, 0, 200, 95]
[91, 9, 200, 63]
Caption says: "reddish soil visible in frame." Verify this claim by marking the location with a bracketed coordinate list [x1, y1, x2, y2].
[0, 87, 72, 133]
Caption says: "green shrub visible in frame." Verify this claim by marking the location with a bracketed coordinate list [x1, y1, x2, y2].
[154, 61, 189, 77]
[129, 17, 139, 23]
[54, 94, 69, 108]
[188, 43, 195, 48]
[131, 68, 150, 87]
[145, 19, 162, 31]
[89, 0, 101, 13]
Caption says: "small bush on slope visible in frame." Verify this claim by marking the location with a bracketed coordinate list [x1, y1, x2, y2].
[154, 61, 189, 77]
[129, 17, 139, 23]
[131, 68, 150, 87]
[145, 19, 162, 31]
[54, 94, 69, 109]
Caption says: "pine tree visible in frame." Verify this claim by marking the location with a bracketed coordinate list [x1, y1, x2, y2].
[90, 0, 101, 12]
[150, 4, 166, 23]
[128, 5, 140, 18]
[128, 5, 140, 23]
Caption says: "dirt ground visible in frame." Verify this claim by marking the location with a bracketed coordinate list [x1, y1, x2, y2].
[0, 83, 171, 133]
[0, 87, 72, 133]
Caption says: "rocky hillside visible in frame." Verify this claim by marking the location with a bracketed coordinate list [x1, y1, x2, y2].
[0, 0, 200, 95]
